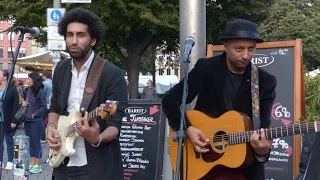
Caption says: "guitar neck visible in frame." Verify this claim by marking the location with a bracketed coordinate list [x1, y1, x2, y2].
[66, 107, 101, 136]
[229, 121, 318, 145]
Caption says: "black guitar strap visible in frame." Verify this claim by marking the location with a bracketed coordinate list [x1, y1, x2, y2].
[251, 64, 261, 130]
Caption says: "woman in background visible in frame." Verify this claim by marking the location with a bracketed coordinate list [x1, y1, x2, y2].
[22, 72, 46, 174]
[0, 70, 19, 170]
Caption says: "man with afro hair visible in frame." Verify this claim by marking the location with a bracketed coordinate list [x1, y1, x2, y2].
[46, 7, 127, 180]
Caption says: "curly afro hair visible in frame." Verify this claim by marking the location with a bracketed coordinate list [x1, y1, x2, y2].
[58, 7, 105, 50]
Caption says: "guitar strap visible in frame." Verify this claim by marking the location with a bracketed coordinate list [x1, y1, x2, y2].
[251, 63, 261, 130]
[80, 56, 107, 113]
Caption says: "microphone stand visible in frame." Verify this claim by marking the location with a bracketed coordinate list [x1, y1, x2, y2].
[0, 31, 26, 180]
[173, 52, 191, 180]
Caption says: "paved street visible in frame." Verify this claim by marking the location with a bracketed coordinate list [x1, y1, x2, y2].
[1, 128, 53, 180]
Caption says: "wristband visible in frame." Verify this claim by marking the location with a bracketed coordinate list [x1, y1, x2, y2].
[91, 135, 102, 147]
[47, 121, 57, 129]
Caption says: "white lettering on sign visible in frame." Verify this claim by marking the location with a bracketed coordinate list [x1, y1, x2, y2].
[272, 138, 289, 149]
[121, 105, 160, 179]
[251, 54, 275, 67]
[125, 107, 147, 115]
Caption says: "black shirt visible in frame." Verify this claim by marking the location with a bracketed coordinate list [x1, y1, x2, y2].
[225, 70, 244, 109]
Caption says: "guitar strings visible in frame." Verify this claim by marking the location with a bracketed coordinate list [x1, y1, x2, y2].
[205, 124, 318, 141]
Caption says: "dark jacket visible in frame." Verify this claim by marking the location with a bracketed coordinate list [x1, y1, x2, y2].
[50, 56, 127, 180]
[25, 88, 47, 121]
[2, 85, 19, 132]
[162, 53, 277, 180]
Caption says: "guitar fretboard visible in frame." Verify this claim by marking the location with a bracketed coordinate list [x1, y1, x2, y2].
[225, 122, 318, 145]
[65, 108, 100, 136]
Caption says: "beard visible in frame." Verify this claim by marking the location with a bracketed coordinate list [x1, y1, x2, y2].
[68, 43, 92, 60]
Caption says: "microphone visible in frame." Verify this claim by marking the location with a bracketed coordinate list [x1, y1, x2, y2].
[14, 26, 40, 37]
[183, 36, 195, 56]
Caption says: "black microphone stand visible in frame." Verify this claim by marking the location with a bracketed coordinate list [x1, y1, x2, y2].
[0, 30, 26, 180]
[173, 51, 191, 180]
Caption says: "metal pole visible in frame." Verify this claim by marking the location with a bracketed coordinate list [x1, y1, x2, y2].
[52, 0, 61, 74]
[53, 0, 61, 8]
[163, 1, 206, 180]
[179, 0, 206, 109]
[13, 135, 30, 180]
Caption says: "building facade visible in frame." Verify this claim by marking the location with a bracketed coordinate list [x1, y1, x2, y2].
[155, 54, 180, 79]
[0, 20, 31, 75]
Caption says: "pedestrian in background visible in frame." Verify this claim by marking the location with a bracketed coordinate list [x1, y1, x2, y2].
[0, 70, 19, 170]
[141, 79, 157, 99]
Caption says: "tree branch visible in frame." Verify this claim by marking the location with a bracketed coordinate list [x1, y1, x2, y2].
[111, 41, 127, 62]
[137, 34, 154, 57]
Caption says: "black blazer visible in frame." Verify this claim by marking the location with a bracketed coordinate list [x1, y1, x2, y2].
[162, 53, 277, 180]
[50, 56, 128, 180]
[2, 85, 19, 132]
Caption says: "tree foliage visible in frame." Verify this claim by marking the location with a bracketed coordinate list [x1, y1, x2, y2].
[0, 0, 180, 98]
[0, 0, 276, 98]
[206, 0, 272, 45]
[259, 0, 320, 70]
[304, 74, 320, 122]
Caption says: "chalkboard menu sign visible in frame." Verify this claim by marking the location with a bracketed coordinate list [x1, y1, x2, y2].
[120, 99, 166, 180]
[254, 48, 295, 180]
[208, 40, 303, 180]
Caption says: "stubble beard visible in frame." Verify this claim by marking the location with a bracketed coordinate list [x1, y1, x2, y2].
[69, 43, 92, 61]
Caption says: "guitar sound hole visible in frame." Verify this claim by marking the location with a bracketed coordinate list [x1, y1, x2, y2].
[213, 131, 228, 151]
[201, 131, 226, 162]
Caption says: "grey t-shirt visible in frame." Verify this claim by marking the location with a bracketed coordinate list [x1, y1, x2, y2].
[142, 87, 156, 99]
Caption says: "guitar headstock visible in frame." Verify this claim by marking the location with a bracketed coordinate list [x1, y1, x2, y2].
[97, 100, 118, 120]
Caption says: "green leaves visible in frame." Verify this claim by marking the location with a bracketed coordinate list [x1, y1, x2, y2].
[206, 0, 272, 45]
[304, 74, 320, 122]
[259, 0, 320, 70]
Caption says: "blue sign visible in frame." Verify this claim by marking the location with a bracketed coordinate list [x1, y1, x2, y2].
[47, 8, 65, 26]
[50, 10, 63, 22]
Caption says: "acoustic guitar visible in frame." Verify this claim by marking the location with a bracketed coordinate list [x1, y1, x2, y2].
[48, 100, 117, 168]
[169, 110, 318, 180]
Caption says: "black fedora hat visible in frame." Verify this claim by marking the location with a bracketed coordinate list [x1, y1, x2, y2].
[218, 19, 263, 43]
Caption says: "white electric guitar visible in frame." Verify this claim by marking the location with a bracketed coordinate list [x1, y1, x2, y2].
[48, 100, 118, 168]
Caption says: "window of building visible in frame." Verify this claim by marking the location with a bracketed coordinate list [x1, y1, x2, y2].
[7, 16, 15, 24]
[7, 47, 15, 59]
[0, 47, 3, 58]
[174, 69, 179, 76]
[8, 32, 15, 41]
[0, 30, 3, 41]
[19, 48, 26, 57]
[159, 70, 163, 75]
[0, 63, 3, 70]
[167, 68, 171, 75]
[8, 63, 12, 69]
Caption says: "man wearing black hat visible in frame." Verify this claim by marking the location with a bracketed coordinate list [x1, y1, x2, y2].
[162, 19, 277, 179]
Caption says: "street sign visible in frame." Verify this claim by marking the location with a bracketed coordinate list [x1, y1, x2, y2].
[47, 26, 64, 40]
[47, 40, 66, 50]
[47, 8, 66, 26]
[61, 0, 91, 3]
